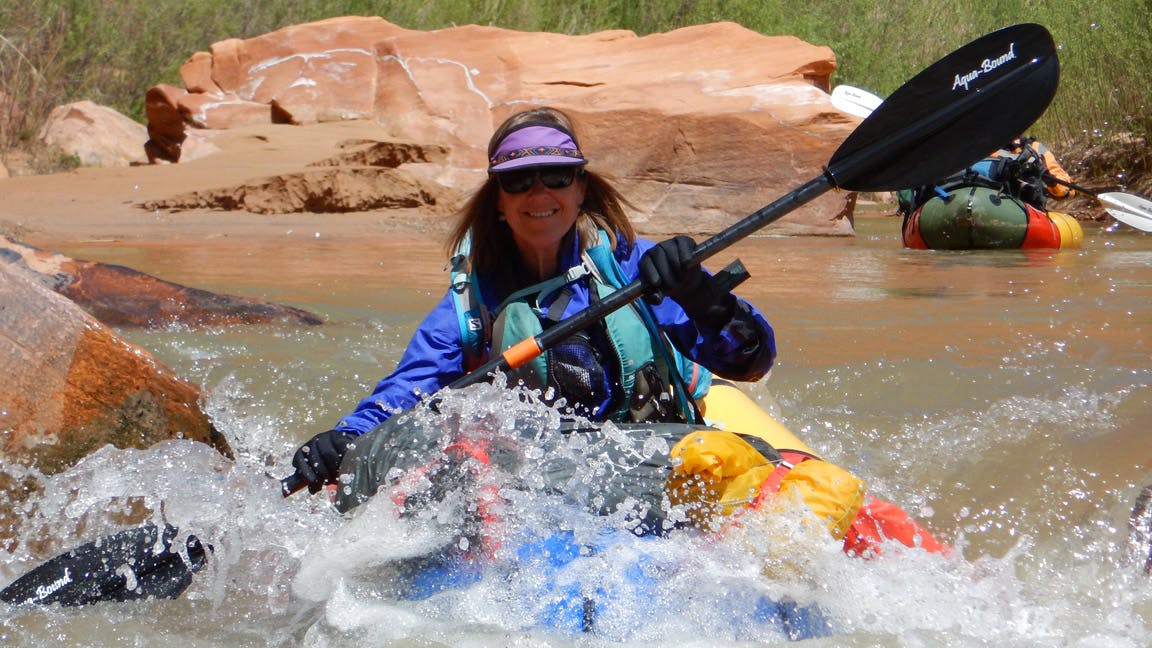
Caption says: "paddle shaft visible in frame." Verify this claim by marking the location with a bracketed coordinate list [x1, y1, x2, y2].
[1043, 173, 1104, 197]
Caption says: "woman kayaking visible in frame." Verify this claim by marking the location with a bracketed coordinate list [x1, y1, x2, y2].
[284, 104, 947, 565]
[289, 106, 777, 492]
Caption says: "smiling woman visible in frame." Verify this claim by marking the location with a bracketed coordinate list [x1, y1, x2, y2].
[286, 105, 779, 495]
[488, 119, 590, 278]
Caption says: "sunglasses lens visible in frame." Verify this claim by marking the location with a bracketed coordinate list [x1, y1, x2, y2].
[496, 167, 579, 193]
[498, 170, 535, 193]
[539, 167, 577, 189]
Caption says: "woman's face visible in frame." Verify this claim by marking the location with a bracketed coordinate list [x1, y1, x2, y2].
[496, 166, 587, 265]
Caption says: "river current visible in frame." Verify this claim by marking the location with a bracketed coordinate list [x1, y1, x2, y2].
[2, 215, 1150, 646]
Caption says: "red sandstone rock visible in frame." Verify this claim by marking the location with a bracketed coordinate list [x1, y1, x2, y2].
[179, 51, 223, 95]
[180, 92, 273, 130]
[38, 101, 149, 167]
[144, 84, 191, 163]
[143, 18, 859, 235]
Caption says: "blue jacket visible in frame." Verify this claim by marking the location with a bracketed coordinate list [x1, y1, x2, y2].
[335, 235, 776, 434]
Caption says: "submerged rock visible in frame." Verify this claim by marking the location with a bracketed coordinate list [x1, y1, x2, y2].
[0, 262, 233, 532]
[0, 236, 323, 327]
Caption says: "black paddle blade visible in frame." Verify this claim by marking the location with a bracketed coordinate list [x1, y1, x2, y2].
[828, 23, 1059, 191]
[0, 524, 208, 607]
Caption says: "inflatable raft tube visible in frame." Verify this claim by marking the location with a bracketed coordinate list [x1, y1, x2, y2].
[332, 382, 832, 639]
[699, 380, 817, 456]
[335, 381, 817, 517]
[903, 185, 1083, 249]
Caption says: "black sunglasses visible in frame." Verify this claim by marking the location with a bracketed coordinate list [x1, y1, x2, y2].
[494, 166, 583, 194]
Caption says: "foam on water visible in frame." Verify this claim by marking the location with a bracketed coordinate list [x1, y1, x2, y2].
[4, 369, 1152, 646]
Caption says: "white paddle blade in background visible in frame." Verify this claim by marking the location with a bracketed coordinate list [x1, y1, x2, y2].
[830, 85, 884, 119]
[1099, 192, 1152, 232]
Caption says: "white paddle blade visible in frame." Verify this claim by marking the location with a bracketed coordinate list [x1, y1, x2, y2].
[1100, 192, 1152, 232]
[830, 85, 884, 119]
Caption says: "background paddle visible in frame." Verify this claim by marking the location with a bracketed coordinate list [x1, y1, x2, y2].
[1098, 193, 1152, 232]
[450, 23, 1059, 391]
[2, 23, 1060, 607]
[830, 85, 884, 119]
[1042, 175, 1152, 232]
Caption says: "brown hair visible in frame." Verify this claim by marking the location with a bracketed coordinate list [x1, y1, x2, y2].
[446, 107, 637, 275]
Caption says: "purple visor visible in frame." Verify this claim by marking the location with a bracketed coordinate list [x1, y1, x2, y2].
[488, 125, 586, 172]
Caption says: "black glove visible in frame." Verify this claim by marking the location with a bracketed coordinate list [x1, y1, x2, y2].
[640, 236, 705, 300]
[640, 236, 736, 328]
[291, 429, 356, 494]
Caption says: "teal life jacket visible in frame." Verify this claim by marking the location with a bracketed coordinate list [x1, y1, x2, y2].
[449, 229, 710, 423]
[449, 233, 490, 374]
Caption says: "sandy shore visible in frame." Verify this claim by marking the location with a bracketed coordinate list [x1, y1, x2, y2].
[0, 120, 453, 250]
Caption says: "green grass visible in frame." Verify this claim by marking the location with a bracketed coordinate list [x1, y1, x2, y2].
[2, 0, 1148, 178]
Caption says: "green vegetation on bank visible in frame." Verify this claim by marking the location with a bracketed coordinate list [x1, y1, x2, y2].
[1, 0, 1148, 177]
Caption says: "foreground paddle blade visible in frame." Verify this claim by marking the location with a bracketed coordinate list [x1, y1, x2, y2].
[0, 524, 208, 606]
[1099, 192, 1152, 232]
[830, 85, 884, 119]
[830, 23, 1059, 191]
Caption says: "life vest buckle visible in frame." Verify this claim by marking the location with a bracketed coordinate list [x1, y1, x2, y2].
[564, 262, 591, 284]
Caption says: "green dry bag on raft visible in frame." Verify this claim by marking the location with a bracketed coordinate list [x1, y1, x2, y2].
[916, 185, 1034, 249]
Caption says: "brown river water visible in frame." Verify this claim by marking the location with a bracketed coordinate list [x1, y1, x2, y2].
[2, 215, 1151, 646]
